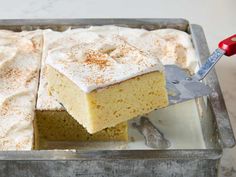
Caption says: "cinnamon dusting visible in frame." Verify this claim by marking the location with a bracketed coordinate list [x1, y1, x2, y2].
[175, 44, 187, 67]
[0, 101, 10, 116]
[0, 68, 22, 81]
[163, 35, 177, 42]
[85, 50, 109, 69]
[86, 75, 111, 85]
[24, 70, 38, 85]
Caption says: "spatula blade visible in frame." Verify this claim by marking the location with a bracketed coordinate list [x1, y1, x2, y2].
[165, 65, 211, 105]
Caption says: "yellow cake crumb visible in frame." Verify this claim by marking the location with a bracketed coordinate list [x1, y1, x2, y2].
[47, 65, 168, 133]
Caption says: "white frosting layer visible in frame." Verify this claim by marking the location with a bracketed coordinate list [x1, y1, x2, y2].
[0, 30, 42, 150]
[150, 29, 198, 72]
[89, 26, 198, 72]
[46, 28, 164, 93]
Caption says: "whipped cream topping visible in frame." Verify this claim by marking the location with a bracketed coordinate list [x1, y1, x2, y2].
[0, 30, 42, 150]
[89, 26, 198, 72]
[46, 28, 164, 93]
[150, 29, 198, 73]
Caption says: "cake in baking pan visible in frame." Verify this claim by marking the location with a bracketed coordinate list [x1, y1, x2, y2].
[0, 25, 198, 150]
[0, 30, 43, 150]
[45, 28, 169, 134]
[34, 111, 128, 149]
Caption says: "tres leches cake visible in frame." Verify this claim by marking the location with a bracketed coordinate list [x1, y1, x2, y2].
[45, 27, 169, 134]
[35, 30, 128, 149]
[0, 26, 197, 150]
[0, 30, 43, 150]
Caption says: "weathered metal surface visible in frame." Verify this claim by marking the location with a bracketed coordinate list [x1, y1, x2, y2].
[0, 149, 223, 160]
[0, 159, 219, 177]
[0, 18, 189, 32]
[190, 24, 236, 148]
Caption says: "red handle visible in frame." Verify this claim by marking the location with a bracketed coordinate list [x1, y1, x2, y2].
[218, 34, 236, 56]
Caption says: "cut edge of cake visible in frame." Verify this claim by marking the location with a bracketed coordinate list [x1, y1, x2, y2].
[47, 65, 168, 133]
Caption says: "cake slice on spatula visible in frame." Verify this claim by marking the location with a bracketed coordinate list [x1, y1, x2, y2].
[45, 29, 169, 134]
[35, 30, 128, 149]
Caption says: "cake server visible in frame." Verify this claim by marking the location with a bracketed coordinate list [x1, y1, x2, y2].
[166, 34, 236, 105]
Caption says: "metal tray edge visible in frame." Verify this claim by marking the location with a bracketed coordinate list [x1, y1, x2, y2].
[0, 18, 189, 31]
[0, 19, 230, 160]
[190, 24, 236, 148]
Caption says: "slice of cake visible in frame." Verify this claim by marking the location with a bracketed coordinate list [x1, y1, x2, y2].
[35, 30, 128, 149]
[46, 28, 168, 134]
[0, 30, 43, 150]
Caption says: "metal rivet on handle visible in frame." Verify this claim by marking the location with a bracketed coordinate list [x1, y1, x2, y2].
[231, 37, 236, 41]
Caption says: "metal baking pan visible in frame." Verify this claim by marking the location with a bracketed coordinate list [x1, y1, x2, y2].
[0, 19, 235, 177]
